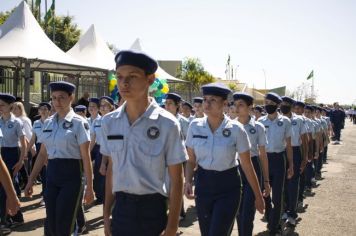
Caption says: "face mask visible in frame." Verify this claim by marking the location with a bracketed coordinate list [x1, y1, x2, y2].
[265, 104, 278, 114]
[280, 105, 291, 114]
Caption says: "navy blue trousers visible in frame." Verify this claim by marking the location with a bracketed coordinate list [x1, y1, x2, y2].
[286, 147, 302, 218]
[305, 161, 314, 188]
[35, 142, 47, 195]
[237, 156, 262, 236]
[0, 147, 24, 222]
[45, 159, 83, 236]
[112, 192, 168, 236]
[195, 166, 241, 236]
[264, 152, 286, 232]
[91, 144, 105, 202]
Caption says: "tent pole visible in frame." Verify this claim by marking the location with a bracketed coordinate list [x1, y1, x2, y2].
[24, 60, 31, 112]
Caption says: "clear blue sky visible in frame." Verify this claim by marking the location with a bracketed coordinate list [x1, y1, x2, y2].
[2, 0, 356, 105]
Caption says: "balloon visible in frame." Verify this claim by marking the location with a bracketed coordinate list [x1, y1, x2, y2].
[161, 84, 169, 94]
[155, 96, 163, 104]
[109, 79, 117, 92]
[154, 90, 163, 97]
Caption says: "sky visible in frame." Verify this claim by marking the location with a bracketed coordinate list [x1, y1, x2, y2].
[1, 0, 356, 105]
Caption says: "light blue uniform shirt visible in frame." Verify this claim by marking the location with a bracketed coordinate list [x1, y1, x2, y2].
[0, 114, 25, 147]
[242, 117, 267, 157]
[0, 129, 3, 147]
[32, 119, 45, 144]
[88, 115, 101, 135]
[258, 114, 292, 153]
[100, 100, 188, 196]
[93, 116, 103, 146]
[38, 110, 90, 160]
[319, 117, 328, 131]
[186, 116, 251, 171]
[290, 114, 308, 147]
[176, 114, 190, 140]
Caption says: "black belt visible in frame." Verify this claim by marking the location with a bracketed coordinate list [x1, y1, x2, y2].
[116, 192, 166, 201]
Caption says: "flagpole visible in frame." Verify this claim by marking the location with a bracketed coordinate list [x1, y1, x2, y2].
[312, 76, 315, 102]
[262, 69, 267, 91]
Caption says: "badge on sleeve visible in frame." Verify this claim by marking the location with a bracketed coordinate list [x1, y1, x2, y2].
[277, 121, 283, 127]
[249, 128, 256, 134]
[292, 120, 297, 126]
[63, 121, 73, 129]
[147, 126, 160, 139]
[8, 123, 14, 129]
[222, 128, 231, 137]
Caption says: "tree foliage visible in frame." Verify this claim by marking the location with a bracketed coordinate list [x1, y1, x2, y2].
[176, 58, 215, 92]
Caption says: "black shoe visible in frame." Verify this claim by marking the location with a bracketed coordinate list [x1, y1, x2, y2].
[77, 225, 87, 235]
[0, 223, 11, 235]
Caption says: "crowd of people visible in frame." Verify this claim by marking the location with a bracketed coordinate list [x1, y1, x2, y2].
[0, 50, 348, 236]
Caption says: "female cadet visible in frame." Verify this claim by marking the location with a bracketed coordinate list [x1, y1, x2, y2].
[233, 92, 271, 236]
[257, 92, 294, 236]
[181, 101, 194, 122]
[253, 105, 264, 120]
[280, 96, 308, 226]
[192, 97, 205, 119]
[24, 81, 94, 236]
[97, 96, 115, 177]
[0, 93, 26, 227]
[184, 83, 264, 236]
[165, 93, 190, 139]
[101, 50, 187, 236]
[26, 102, 51, 203]
[74, 105, 87, 118]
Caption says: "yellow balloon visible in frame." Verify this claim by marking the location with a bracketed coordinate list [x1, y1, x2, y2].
[109, 79, 117, 91]
[161, 84, 169, 94]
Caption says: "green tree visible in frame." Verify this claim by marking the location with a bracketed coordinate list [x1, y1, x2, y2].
[44, 15, 81, 52]
[177, 58, 215, 92]
[0, 11, 11, 25]
[227, 83, 238, 91]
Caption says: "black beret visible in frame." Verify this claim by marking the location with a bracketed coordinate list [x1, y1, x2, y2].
[193, 97, 203, 104]
[294, 101, 305, 107]
[254, 105, 264, 113]
[89, 98, 100, 105]
[233, 92, 254, 106]
[165, 93, 182, 103]
[182, 101, 193, 109]
[265, 92, 282, 104]
[115, 50, 158, 75]
[39, 102, 51, 110]
[74, 105, 86, 112]
[201, 83, 231, 99]
[100, 96, 114, 105]
[49, 81, 76, 94]
[0, 93, 16, 104]
[281, 96, 296, 105]
[304, 105, 315, 111]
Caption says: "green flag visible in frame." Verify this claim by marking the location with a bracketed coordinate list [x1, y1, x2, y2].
[35, 0, 41, 7]
[307, 70, 314, 80]
[45, 0, 55, 25]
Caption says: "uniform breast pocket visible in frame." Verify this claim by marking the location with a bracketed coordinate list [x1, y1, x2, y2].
[214, 137, 236, 159]
[138, 139, 165, 179]
[193, 138, 209, 160]
[107, 139, 124, 155]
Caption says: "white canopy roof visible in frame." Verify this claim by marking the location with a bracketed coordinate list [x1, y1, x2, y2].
[0, 1, 105, 75]
[129, 38, 186, 83]
[67, 24, 115, 71]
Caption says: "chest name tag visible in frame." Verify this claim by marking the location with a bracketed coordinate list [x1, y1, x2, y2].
[107, 135, 124, 140]
[193, 135, 208, 139]
[43, 130, 52, 133]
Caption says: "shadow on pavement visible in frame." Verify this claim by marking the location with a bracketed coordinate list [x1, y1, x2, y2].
[85, 216, 104, 233]
[11, 218, 45, 233]
[179, 205, 198, 228]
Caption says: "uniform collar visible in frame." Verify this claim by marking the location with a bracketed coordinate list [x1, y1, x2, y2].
[0, 113, 16, 122]
[116, 98, 160, 121]
[201, 115, 230, 130]
[55, 109, 75, 122]
[248, 116, 256, 127]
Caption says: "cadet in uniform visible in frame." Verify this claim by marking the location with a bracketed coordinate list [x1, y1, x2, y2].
[258, 92, 294, 235]
[253, 105, 264, 120]
[27, 102, 51, 202]
[321, 108, 331, 163]
[181, 101, 194, 122]
[184, 83, 264, 236]
[280, 96, 308, 226]
[233, 92, 271, 236]
[228, 101, 238, 120]
[192, 97, 206, 119]
[0, 93, 26, 227]
[74, 105, 87, 118]
[165, 93, 190, 139]
[24, 81, 94, 236]
[101, 50, 187, 236]
[315, 106, 327, 179]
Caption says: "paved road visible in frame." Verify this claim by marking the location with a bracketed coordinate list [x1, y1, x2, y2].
[6, 120, 356, 235]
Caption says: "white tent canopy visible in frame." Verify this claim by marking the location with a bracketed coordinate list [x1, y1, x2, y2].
[0, 1, 105, 75]
[129, 38, 186, 83]
[67, 24, 115, 71]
